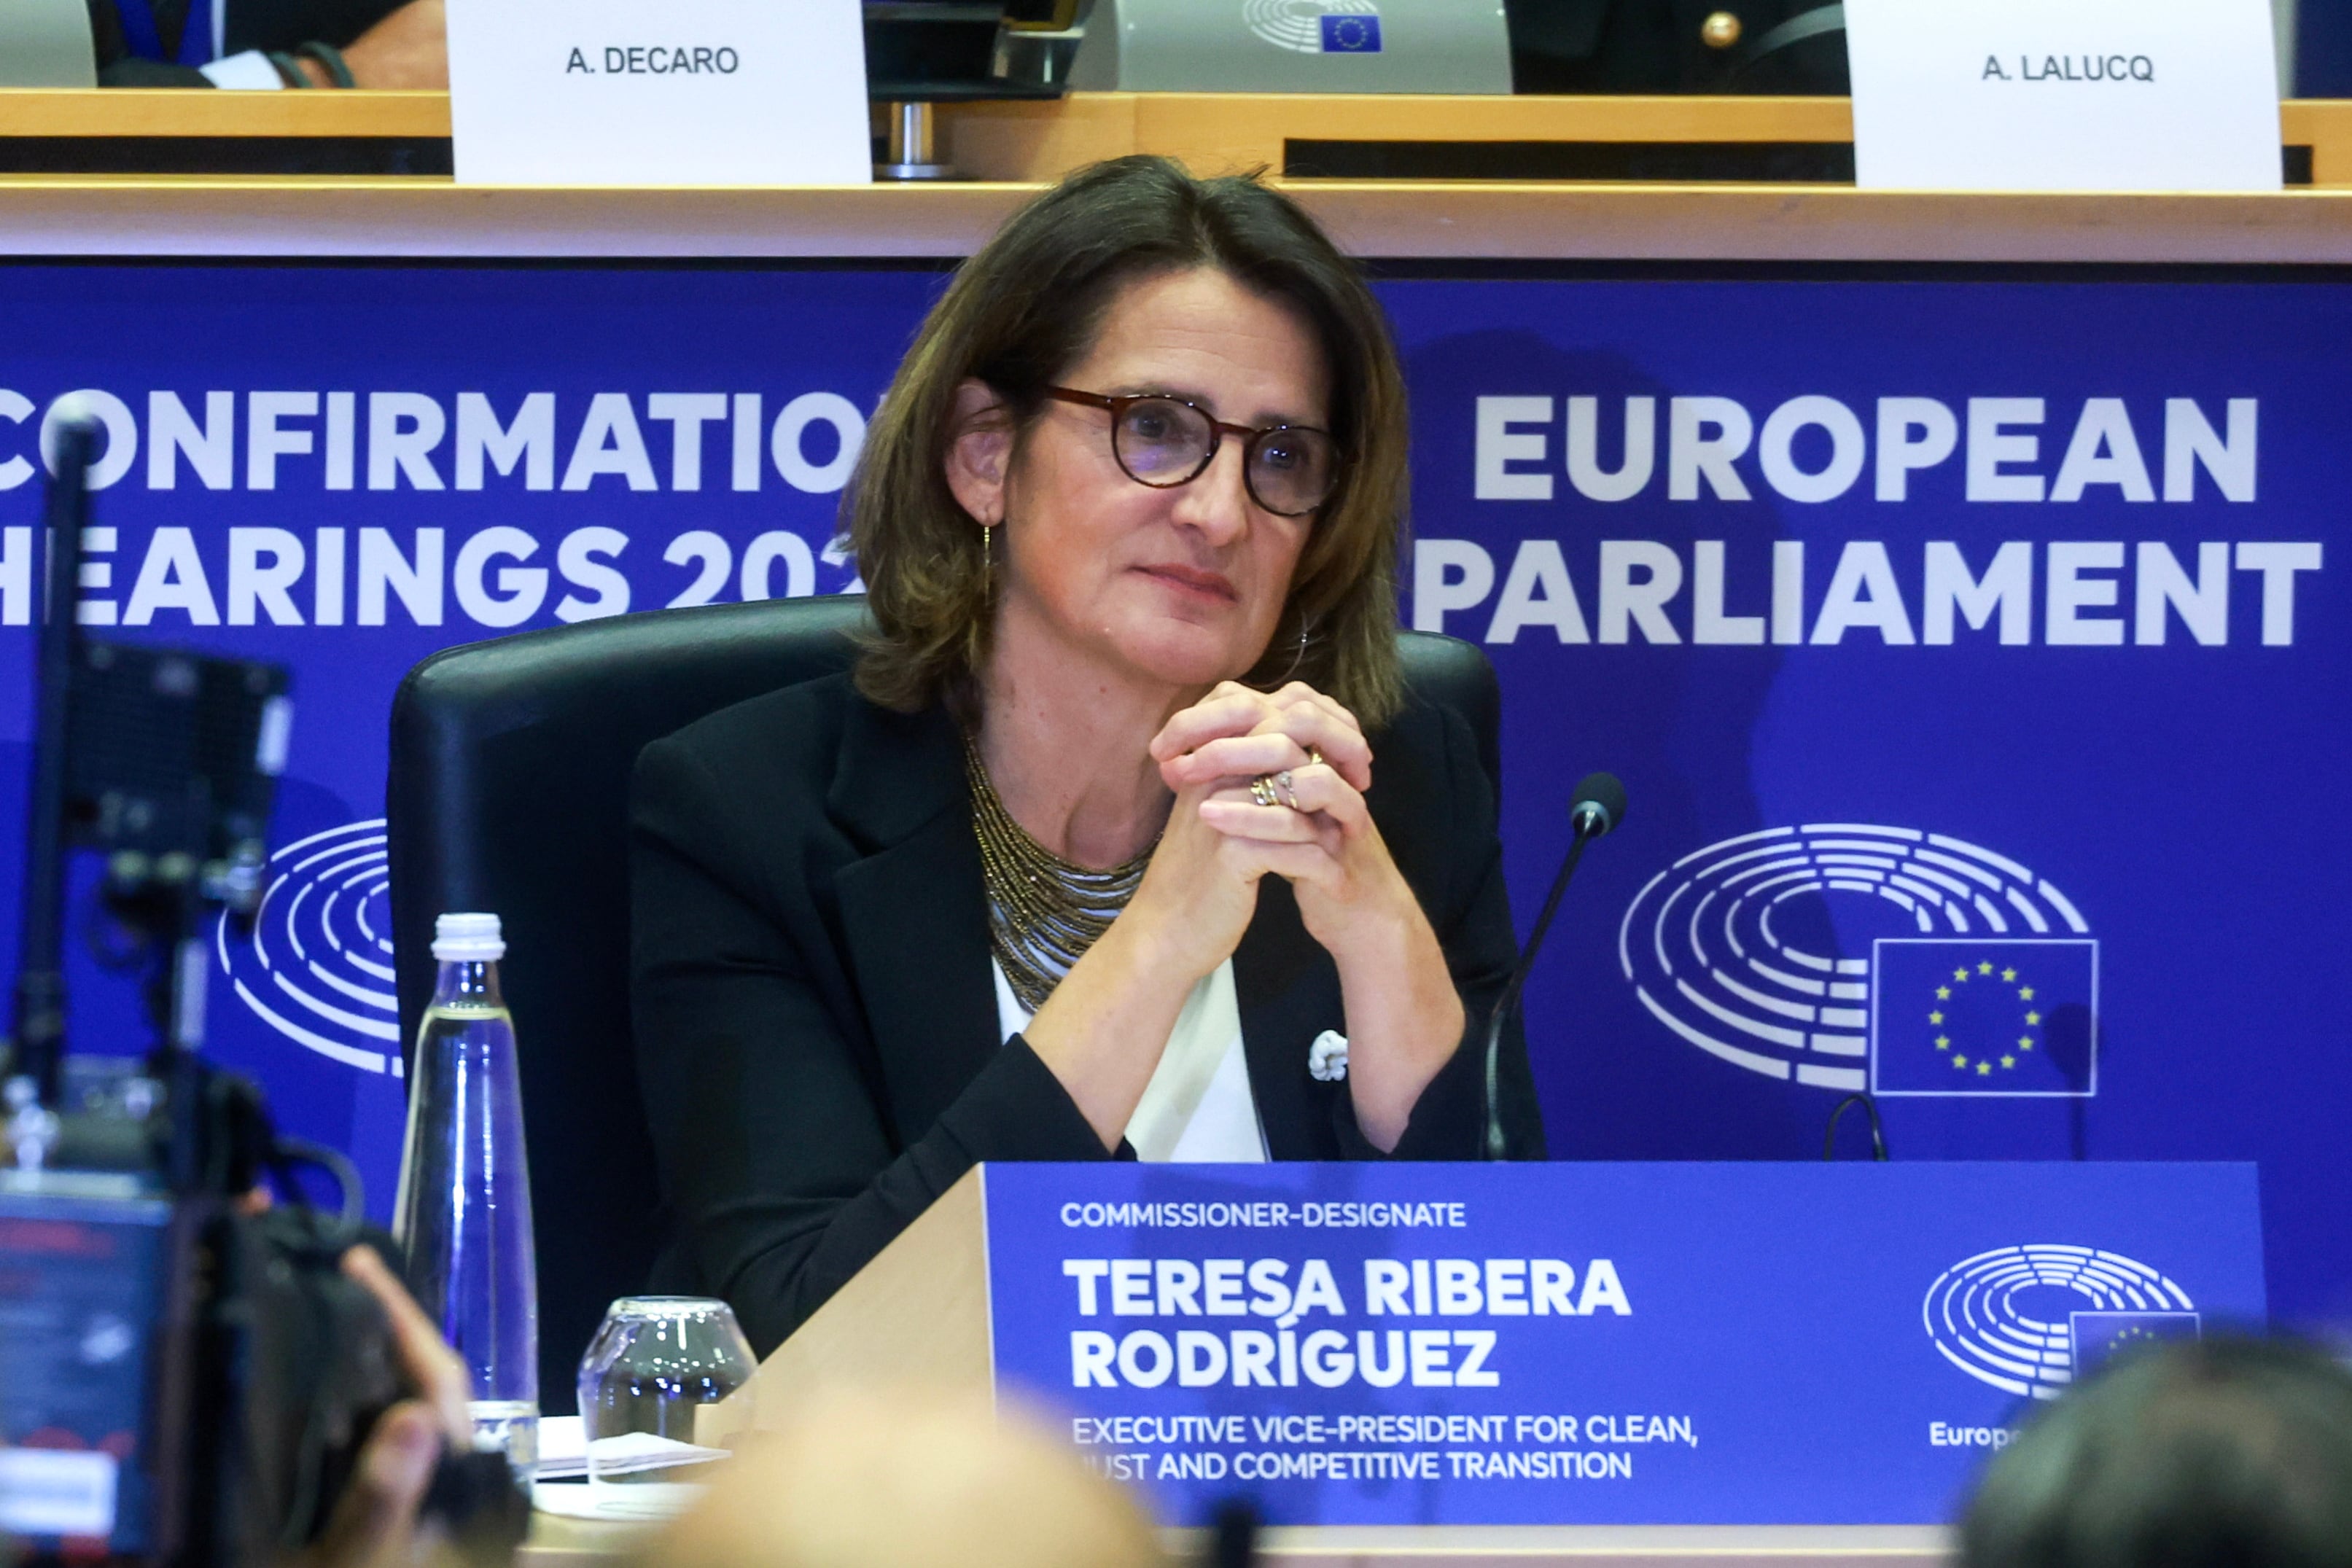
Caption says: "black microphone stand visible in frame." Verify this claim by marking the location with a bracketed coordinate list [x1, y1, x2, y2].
[7, 418, 94, 1129]
[1483, 781, 1620, 1160]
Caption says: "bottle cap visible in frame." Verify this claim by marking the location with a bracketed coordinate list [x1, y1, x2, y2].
[432, 911, 505, 962]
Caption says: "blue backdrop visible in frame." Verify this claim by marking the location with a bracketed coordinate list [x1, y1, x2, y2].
[0, 262, 2340, 1339]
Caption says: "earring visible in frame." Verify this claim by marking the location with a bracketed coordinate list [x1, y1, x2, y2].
[981, 521, 993, 592]
[1277, 615, 1314, 682]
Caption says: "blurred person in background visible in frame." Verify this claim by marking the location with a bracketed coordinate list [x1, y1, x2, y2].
[1961, 1333, 2352, 1568]
[648, 1391, 1167, 1568]
[88, 0, 445, 87]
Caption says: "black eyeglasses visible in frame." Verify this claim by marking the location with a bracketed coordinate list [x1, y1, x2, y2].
[1044, 387, 1342, 518]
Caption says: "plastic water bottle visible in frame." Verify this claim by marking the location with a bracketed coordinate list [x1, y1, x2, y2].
[394, 911, 540, 1475]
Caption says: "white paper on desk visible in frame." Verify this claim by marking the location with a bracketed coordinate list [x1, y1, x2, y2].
[1845, 0, 2281, 192]
[445, 0, 871, 187]
[531, 1416, 731, 1479]
[533, 1480, 706, 1521]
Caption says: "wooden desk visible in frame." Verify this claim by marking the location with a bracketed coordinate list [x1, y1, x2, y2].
[516, 1510, 1950, 1568]
[0, 90, 2344, 263]
[0, 179, 2348, 265]
[937, 94, 2352, 188]
[5, 91, 2352, 184]
[0, 87, 2348, 186]
[0, 87, 445, 138]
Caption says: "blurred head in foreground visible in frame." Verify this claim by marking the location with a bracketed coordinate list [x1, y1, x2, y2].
[649, 1391, 1167, 1568]
[1962, 1333, 2352, 1568]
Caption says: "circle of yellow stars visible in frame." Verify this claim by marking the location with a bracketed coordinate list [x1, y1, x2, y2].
[1929, 961, 2041, 1076]
[2085, 1322, 2176, 1369]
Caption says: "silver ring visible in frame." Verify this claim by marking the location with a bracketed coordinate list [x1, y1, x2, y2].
[1274, 769, 1298, 809]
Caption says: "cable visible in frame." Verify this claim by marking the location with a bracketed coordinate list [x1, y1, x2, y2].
[1823, 1091, 1888, 1161]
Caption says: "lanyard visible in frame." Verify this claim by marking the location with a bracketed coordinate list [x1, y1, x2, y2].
[114, 0, 216, 66]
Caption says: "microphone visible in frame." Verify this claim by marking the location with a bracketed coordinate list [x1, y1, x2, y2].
[9, 407, 98, 1120]
[1483, 771, 1626, 1161]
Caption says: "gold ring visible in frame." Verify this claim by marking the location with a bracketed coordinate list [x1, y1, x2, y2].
[1306, 746, 1325, 768]
[1274, 769, 1298, 809]
[1250, 775, 1281, 808]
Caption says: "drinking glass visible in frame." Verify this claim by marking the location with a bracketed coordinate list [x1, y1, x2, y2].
[576, 1297, 755, 1507]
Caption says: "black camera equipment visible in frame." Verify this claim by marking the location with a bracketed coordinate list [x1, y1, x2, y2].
[0, 410, 525, 1565]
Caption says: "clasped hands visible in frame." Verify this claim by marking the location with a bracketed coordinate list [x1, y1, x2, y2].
[1037, 679, 1460, 1150]
[1134, 679, 1419, 978]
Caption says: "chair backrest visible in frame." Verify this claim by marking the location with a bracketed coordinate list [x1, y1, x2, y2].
[386, 595, 1499, 1408]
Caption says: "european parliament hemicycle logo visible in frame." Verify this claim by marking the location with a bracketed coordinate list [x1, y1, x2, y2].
[1618, 824, 2098, 1096]
[1245, 0, 1383, 54]
[214, 817, 402, 1077]
[1923, 1245, 2200, 1400]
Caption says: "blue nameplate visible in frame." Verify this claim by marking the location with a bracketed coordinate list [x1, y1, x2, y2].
[979, 1162, 2263, 1526]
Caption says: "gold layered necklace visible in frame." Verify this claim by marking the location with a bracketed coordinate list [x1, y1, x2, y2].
[964, 733, 1156, 1014]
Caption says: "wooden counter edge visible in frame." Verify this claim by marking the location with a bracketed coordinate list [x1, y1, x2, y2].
[518, 1516, 1952, 1568]
[1237, 1524, 1953, 1567]
[0, 91, 2344, 186]
[1, 180, 2351, 264]
[0, 91, 1872, 147]
[0, 88, 448, 138]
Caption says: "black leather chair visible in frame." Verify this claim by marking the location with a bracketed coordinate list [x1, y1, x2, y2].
[386, 594, 1501, 1410]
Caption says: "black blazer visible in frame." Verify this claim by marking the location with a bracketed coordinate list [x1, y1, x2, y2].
[629, 674, 1546, 1355]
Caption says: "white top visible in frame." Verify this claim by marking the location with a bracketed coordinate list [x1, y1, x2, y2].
[994, 959, 1267, 1163]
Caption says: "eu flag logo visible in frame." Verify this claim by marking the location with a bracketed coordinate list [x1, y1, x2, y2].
[1320, 14, 1382, 52]
[1870, 940, 2097, 1096]
[2071, 1311, 2201, 1377]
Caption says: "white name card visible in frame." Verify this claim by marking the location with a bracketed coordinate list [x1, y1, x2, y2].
[446, 0, 871, 187]
[1845, 0, 2281, 193]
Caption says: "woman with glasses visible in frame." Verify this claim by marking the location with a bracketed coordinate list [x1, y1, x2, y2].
[630, 155, 1546, 1355]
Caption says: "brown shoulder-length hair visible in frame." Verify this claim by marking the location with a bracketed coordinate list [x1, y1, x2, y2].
[844, 155, 1409, 728]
